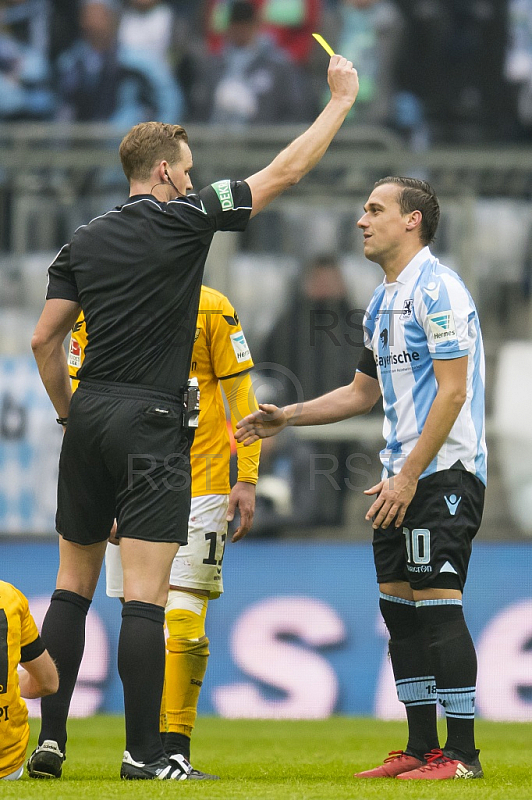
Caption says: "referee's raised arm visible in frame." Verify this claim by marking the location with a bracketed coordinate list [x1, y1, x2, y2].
[246, 55, 359, 217]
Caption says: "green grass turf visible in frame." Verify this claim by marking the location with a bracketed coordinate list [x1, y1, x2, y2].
[4, 716, 532, 799]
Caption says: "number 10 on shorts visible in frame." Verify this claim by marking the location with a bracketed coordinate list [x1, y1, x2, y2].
[403, 527, 431, 565]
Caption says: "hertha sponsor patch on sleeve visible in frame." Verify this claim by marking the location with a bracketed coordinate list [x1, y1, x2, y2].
[230, 331, 251, 362]
[427, 310, 457, 341]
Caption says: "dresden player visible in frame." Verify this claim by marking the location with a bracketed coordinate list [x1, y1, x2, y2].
[0, 581, 58, 781]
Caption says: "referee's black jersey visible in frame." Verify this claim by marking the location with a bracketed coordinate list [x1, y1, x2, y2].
[46, 180, 252, 394]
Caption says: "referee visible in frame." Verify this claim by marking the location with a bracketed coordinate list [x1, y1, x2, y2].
[236, 177, 487, 781]
[29, 56, 359, 780]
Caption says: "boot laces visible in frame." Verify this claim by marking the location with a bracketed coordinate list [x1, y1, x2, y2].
[384, 750, 408, 763]
[423, 749, 453, 769]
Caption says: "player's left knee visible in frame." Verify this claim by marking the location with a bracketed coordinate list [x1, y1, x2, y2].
[166, 590, 208, 642]
[166, 635, 210, 659]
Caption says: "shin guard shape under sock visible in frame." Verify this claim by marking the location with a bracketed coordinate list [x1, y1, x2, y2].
[39, 589, 91, 750]
[416, 599, 477, 760]
[380, 594, 438, 757]
[118, 601, 166, 763]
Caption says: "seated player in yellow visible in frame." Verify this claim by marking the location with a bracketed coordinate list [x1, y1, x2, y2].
[72, 285, 261, 779]
[0, 581, 58, 781]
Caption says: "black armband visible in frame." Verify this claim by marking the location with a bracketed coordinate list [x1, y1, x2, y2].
[20, 635, 46, 663]
[356, 346, 378, 380]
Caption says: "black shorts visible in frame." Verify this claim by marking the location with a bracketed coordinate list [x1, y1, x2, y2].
[372, 467, 485, 591]
[57, 380, 191, 546]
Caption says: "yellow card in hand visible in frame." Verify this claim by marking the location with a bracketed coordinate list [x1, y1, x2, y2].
[312, 33, 335, 57]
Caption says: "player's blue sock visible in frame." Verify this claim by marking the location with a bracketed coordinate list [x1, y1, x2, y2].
[380, 593, 439, 758]
[119, 601, 166, 764]
[416, 599, 477, 762]
[39, 589, 91, 751]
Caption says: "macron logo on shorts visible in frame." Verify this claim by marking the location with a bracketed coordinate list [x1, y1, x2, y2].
[444, 494, 461, 515]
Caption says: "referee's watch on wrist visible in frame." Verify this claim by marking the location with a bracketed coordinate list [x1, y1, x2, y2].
[56, 417, 68, 427]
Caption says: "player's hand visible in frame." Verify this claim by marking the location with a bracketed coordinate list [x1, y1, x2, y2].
[327, 55, 359, 107]
[227, 481, 256, 542]
[364, 472, 418, 530]
[235, 403, 288, 445]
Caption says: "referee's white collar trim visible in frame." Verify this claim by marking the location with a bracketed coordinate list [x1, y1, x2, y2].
[385, 246, 432, 286]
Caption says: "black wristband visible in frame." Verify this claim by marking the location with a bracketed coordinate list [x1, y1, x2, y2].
[56, 417, 68, 426]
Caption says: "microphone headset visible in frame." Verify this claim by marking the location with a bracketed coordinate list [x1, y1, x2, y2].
[164, 169, 180, 197]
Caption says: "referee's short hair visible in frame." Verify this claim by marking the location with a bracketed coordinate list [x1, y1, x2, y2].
[119, 122, 189, 182]
[374, 176, 440, 246]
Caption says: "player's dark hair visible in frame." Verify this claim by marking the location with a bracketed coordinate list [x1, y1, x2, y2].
[119, 121, 189, 182]
[374, 176, 440, 245]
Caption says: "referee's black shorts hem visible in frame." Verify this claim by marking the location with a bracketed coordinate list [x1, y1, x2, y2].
[56, 528, 111, 545]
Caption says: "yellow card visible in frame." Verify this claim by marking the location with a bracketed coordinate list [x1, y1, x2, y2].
[312, 33, 335, 58]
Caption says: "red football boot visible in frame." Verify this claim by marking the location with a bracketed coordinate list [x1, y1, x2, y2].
[397, 748, 484, 780]
[354, 750, 425, 778]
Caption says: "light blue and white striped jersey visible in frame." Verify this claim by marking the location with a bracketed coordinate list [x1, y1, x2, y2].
[362, 247, 487, 485]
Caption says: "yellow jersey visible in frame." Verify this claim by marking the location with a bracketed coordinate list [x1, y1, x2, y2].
[69, 285, 257, 496]
[0, 581, 42, 778]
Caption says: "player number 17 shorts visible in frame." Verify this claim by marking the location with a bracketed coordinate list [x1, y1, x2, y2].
[105, 494, 230, 599]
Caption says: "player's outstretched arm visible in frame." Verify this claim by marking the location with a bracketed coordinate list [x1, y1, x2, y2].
[19, 650, 59, 699]
[235, 403, 289, 445]
[235, 373, 381, 445]
[246, 55, 359, 217]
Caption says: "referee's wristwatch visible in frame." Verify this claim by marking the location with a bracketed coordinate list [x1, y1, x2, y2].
[56, 417, 68, 426]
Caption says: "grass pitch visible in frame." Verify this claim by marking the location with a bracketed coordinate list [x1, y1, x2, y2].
[5, 716, 532, 799]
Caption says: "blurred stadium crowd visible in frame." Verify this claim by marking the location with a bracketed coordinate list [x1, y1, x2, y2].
[0, 0, 531, 144]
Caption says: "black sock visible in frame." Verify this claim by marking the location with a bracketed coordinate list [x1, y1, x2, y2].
[380, 594, 439, 758]
[39, 589, 91, 751]
[164, 732, 191, 760]
[118, 601, 166, 763]
[416, 600, 477, 761]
